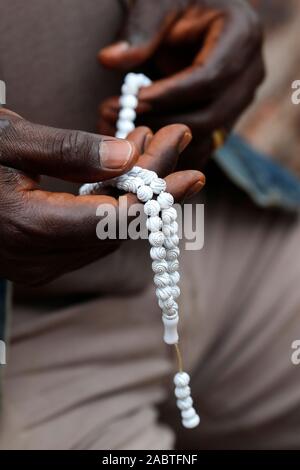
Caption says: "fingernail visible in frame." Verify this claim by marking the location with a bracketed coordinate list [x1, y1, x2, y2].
[102, 41, 130, 55]
[185, 178, 206, 200]
[178, 132, 193, 153]
[99, 139, 133, 170]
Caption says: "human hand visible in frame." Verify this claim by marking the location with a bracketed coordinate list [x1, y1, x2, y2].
[0, 110, 204, 284]
[99, 0, 264, 168]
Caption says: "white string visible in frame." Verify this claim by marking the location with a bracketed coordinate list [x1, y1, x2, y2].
[79, 73, 200, 429]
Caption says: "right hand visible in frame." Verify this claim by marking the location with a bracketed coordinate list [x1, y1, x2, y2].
[0, 110, 205, 285]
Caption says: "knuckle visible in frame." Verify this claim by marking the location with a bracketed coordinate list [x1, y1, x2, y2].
[55, 130, 92, 171]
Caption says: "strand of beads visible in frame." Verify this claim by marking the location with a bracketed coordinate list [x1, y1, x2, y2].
[174, 372, 200, 429]
[80, 73, 151, 197]
[79, 73, 200, 429]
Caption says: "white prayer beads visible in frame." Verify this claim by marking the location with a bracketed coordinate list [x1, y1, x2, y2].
[79, 73, 200, 430]
[174, 373, 200, 429]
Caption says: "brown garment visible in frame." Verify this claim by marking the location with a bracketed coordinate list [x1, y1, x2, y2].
[2, 176, 300, 450]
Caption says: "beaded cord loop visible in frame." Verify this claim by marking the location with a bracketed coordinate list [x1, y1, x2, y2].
[80, 73, 200, 429]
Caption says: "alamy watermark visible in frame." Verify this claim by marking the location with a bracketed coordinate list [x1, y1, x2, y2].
[96, 202, 205, 251]
[291, 340, 300, 366]
[0, 340, 6, 365]
[291, 80, 300, 105]
[0, 80, 6, 105]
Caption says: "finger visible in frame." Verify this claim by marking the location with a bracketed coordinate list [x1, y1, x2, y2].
[0, 111, 139, 182]
[22, 190, 120, 250]
[138, 124, 192, 177]
[164, 170, 205, 202]
[166, 6, 222, 45]
[126, 126, 153, 154]
[99, 1, 181, 70]
[139, 6, 263, 110]
[97, 123, 192, 178]
[138, 56, 265, 133]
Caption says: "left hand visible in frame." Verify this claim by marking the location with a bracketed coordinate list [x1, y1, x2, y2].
[98, 0, 265, 169]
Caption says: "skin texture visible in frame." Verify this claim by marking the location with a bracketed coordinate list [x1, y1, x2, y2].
[0, 109, 205, 285]
[98, 0, 265, 169]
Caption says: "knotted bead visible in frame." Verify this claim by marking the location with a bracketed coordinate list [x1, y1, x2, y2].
[123, 73, 141, 93]
[168, 260, 179, 273]
[137, 185, 153, 202]
[169, 271, 180, 285]
[79, 183, 95, 196]
[125, 72, 151, 89]
[166, 247, 180, 261]
[124, 178, 141, 193]
[144, 200, 161, 217]
[156, 286, 174, 301]
[115, 131, 127, 139]
[152, 259, 168, 274]
[149, 231, 165, 247]
[150, 247, 166, 261]
[146, 216, 163, 232]
[117, 176, 143, 193]
[164, 235, 180, 250]
[157, 192, 174, 209]
[150, 178, 167, 194]
[154, 273, 170, 288]
[162, 225, 172, 237]
[183, 414, 200, 429]
[162, 221, 178, 237]
[139, 169, 157, 185]
[174, 372, 190, 387]
[119, 108, 136, 121]
[182, 408, 196, 419]
[116, 119, 135, 134]
[161, 207, 177, 224]
[120, 94, 138, 109]
[175, 386, 191, 399]
[177, 396, 193, 411]
[121, 83, 137, 96]
[170, 221, 179, 234]
[158, 297, 176, 311]
[127, 166, 142, 177]
[172, 286, 181, 299]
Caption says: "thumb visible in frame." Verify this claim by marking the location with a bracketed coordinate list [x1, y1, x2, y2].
[99, 1, 180, 70]
[0, 111, 138, 182]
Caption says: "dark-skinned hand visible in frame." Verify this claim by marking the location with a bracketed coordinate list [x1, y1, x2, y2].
[0, 109, 204, 285]
[98, 0, 265, 169]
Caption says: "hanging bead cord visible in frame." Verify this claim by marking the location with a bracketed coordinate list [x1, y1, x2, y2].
[80, 73, 200, 429]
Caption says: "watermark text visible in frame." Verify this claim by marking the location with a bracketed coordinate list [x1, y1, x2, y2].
[0, 340, 6, 365]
